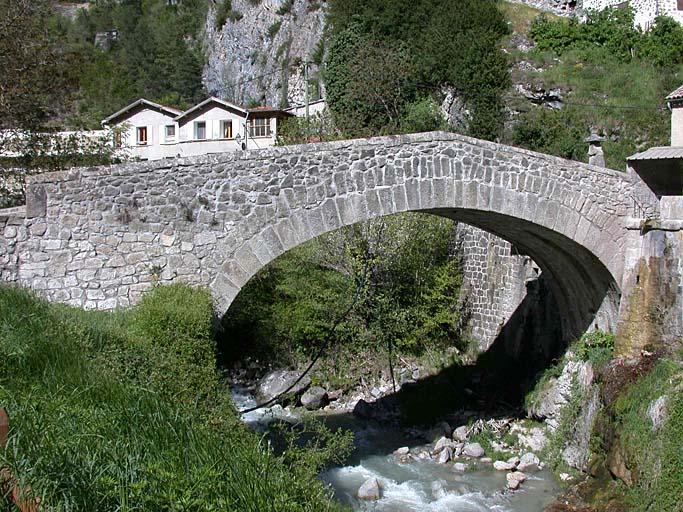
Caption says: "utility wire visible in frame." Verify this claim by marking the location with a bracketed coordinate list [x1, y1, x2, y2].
[212, 65, 667, 113]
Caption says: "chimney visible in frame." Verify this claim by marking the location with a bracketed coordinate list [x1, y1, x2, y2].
[585, 132, 606, 167]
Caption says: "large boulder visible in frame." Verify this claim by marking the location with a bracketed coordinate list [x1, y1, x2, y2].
[463, 442, 485, 458]
[517, 452, 540, 472]
[300, 386, 328, 409]
[257, 370, 311, 404]
[358, 477, 381, 500]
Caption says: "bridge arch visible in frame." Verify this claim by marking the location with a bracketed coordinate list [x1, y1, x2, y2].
[4, 132, 649, 342]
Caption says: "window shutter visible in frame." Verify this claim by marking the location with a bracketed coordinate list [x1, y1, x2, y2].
[212, 120, 220, 139]
[160, 124, 166, 144]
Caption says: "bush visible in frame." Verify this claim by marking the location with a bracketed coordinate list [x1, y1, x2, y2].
[221, 213, 465, 367]
[324, 0, 510, 140]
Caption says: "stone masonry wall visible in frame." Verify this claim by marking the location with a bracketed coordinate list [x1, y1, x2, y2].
[0, 132, 650, 342]
[457, 224, 539, 348]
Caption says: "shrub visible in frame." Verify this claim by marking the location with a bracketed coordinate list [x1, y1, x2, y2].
[268, 20, 283, 38]
[612, 356, 683, 510]
[276, 0, 294, 15]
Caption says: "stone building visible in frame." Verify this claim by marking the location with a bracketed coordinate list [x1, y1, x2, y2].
[580, 0, 683, 28]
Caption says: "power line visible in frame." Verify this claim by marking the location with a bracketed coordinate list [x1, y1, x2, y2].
[207, 63, 667, 113]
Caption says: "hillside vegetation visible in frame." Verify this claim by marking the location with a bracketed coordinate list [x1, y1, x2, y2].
[0, 284, 349, 511]
[504, 6, 683, 170]
[221, 213, 467, 387]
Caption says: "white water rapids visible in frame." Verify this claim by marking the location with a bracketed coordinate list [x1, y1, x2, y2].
[231, 386, 560, 512]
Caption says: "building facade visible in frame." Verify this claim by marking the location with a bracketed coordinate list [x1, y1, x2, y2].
[580, 0, 683, 28]
[102, 97, 292, 161]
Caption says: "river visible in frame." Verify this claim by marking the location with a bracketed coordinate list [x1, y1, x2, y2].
[231, 386, 560, 512]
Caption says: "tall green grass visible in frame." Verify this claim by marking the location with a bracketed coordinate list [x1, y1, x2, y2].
[0, 284, 347, 511]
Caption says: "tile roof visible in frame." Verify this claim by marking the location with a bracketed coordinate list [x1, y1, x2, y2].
[101, 99, 181, 125]
[628, 146, 683, 160]
[666, 84, 683, 102]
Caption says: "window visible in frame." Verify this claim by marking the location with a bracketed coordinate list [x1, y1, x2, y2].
[221, 120, 233, 139]
[195, 121, 206, 140]
[249, 118, 271, 138]
[165, 124, 176, 142]
[113, 131, 122, 148]
[136, 126, 147, 145]
[679, 0, 683, 10]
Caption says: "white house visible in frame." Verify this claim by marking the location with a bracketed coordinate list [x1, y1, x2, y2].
[580, 0, 683, 29]
[284, 99, 327, 118]
[667, 84, 683, 146]
[102, 97, 292, 161]
[101, 98, 182, 161]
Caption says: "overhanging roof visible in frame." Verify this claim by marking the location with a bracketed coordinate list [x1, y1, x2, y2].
[666, 84, 683, 103]
[628, 146, 683, 197]
[628, 146, 683, 161]
[101, 98, 181, 125]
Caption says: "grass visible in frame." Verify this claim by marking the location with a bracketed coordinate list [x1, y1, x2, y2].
[0, 284, 348, 511]
[499, 0, 557, 37]
[502, 4, 683, 171]
[612, 354, 683, 510]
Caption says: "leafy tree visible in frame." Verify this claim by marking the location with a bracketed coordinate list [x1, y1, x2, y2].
[221, 213, 465, 366]
[324, 0, 510, 140]
[0, 0, 75, 132]
[638, 15, 683, 67]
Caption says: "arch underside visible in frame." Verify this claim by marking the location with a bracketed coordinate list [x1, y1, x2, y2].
[221, 206, 621, 344]
[431, 209, 621, 342]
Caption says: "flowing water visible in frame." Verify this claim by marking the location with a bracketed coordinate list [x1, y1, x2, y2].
[231, 387, 560, 512]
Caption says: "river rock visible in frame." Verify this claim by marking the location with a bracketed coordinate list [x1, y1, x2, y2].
[494, 460, 516, 471]
[438, 447, 453, 464]
[433, 436, 455, 454]
[507, 456, 521, 467]
[426, 421, 452, 442]
[327, 389, 343, 401]
[353, 399, 373, 419]
[518, 452, 540, 472]
[452, 425, 469, 442]
[506, 471, 527, 490]
[358, 477, 381, 500]
[394, 446, 410, 456]
[300, 386, 328, 409]
[463, 442, 485, 458]
[257, 370, 311, 403]
[511, 424, 548, 452]
[453, 462, 468, 472]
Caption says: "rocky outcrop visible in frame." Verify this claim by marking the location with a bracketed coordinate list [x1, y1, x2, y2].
[203, 0, 326, 108]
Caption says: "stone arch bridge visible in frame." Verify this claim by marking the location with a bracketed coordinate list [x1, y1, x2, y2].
[0, 132, 661, 343]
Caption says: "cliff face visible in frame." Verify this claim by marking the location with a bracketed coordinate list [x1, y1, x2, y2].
[203, 0, 326, 108]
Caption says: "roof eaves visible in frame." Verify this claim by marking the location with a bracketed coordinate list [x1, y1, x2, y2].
[102, 98, 181, 125]
[666, 85, 683, 102]
[174, 97, 247, 122]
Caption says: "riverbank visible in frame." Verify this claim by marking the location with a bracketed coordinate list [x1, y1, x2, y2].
[231, 384, 561, 511]
[0, 284, 348, 511]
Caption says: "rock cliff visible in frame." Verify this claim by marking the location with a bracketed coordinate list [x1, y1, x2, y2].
[203, 0, 326, 108]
